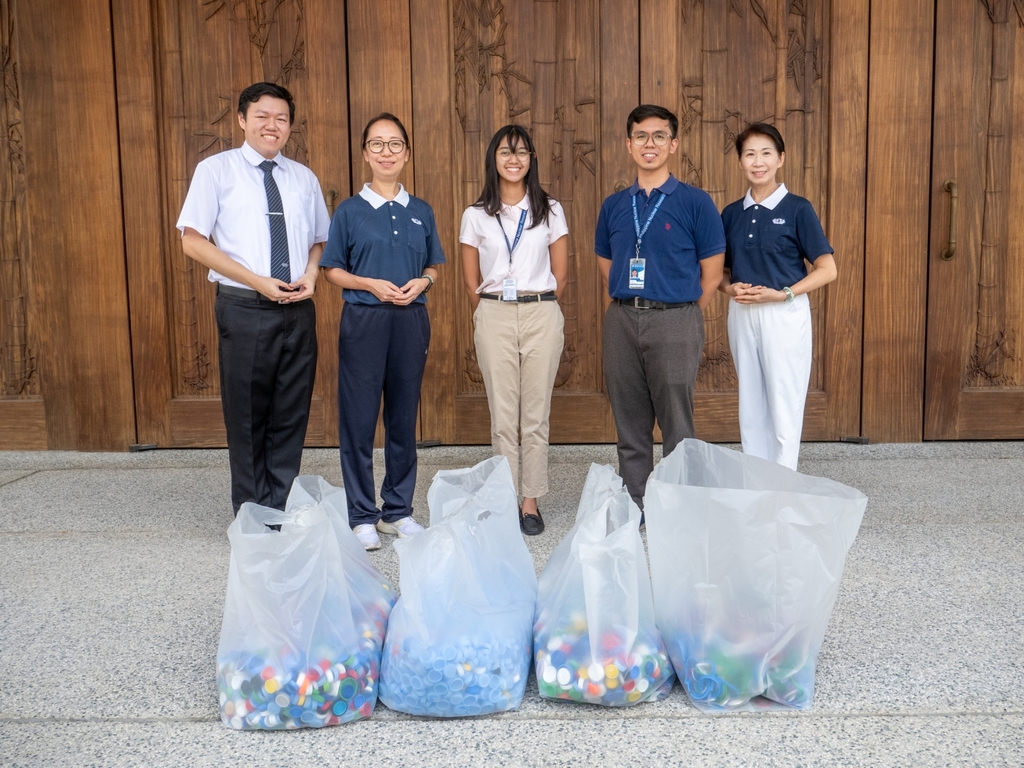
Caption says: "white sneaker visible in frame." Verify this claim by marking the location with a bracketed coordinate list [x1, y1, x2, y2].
[353, 524, 381, 551]
[376, 516, 424, 538]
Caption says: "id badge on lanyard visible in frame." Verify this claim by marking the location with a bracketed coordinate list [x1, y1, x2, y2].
[502, 278, 518, 301]
[497, 209, 527, 301]
[631, 191, 664, 292]
[629, 258, 646, 290]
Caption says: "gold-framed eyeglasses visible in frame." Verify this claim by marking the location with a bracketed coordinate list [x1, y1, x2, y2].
[630, 131, 673, 146]
[365, 139, 407, 154]
[497, 148, 531, 160]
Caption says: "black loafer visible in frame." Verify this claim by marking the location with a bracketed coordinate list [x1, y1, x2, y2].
[520, 508, 545, 536]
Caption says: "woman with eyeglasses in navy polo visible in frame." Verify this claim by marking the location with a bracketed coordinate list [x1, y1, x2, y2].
[321, 112, 445, 551]
[719, 123, 837, 470]
[460, 125, 569, 536]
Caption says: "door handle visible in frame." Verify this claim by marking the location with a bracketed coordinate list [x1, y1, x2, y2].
[940, 179, 957, 261]
[327, 187, 339, 213]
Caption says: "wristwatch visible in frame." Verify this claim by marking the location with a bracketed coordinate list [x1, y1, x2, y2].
[782, 286, 795, 303]
[421, 273, 434, 293]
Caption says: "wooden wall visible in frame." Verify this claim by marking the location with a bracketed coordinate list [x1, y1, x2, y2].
[1, 0, 1018, 451]
[1, 0, 135, 450]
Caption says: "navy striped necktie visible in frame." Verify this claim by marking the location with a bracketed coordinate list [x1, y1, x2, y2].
[258, 160, 291, 283]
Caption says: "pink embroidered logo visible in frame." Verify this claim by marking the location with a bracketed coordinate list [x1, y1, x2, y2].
[664, 222, 671, 230]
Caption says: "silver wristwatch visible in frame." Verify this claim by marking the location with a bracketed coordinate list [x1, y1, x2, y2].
[782, 286, 795, 303]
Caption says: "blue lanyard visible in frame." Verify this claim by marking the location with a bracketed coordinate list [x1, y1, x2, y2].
[496, 209, 528, 264]
[631, 191, 665, 258]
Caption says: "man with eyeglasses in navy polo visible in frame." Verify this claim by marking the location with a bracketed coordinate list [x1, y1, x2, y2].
[595, 104, 725, 518]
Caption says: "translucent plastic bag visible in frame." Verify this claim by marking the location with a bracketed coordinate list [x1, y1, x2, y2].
[217, 476, 396, 729]
[534, 464, 674, 706]
[379, 457, 537, 717]
[645, 439, 867, 711]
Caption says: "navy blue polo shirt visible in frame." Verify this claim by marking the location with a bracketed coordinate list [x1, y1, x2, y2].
[594, 174, 725, 303]
[722, 185, 832, 290]
[321, 184, 446, 305]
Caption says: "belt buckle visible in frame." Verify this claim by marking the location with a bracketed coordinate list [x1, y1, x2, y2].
[634, 297, 650, 310]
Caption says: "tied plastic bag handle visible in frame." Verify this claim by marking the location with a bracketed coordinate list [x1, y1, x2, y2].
[427, 456, 518, 527]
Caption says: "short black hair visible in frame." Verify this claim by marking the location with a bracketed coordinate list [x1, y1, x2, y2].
[735, 122, 785, 155]
[626, 105, 678, 139]
[361, 112, 410, 149]
[238, 82, 295, 124]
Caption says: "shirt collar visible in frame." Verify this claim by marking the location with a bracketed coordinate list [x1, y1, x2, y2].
[241, 141, 281, 166]
[359, 182, 410, 209]
[743, 183, 788, 210]
[629, 173, 680, 197]
[501, 194, 530, 214]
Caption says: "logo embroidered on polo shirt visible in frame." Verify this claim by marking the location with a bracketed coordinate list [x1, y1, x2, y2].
[664, 222, 671, 230]
[772, 218, 786, 225]
[411, 217, 423, 226]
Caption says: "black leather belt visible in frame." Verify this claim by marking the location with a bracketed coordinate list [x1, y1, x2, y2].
[216, 283, 279, 303]
[614, 297, 692, 310]
[480, 292, 557, 303]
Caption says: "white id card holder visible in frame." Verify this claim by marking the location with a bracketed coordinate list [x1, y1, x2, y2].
[502, 277, 518, 301]
[628, 258, 646, 290]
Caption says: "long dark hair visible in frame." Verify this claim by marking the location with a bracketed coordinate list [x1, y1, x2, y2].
[473, 125, 552, 228]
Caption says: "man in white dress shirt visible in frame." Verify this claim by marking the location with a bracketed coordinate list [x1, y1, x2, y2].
[177, 82, 330, 515]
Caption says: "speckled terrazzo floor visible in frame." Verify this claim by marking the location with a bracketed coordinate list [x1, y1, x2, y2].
[1, 443, 1022, 767]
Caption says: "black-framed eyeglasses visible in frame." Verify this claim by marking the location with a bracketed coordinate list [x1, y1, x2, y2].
[365, 139, 407, 154]
[630, 131, 673, 147]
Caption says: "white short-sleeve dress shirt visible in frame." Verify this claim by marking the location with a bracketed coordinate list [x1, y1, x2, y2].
[459, 195, 569, 294]
[176, 141, 331, 288]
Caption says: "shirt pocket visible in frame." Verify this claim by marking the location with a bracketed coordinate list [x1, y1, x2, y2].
[761, 221, 797, 256]
[407, 220, 428, 256]
[281, 188, 315, 248]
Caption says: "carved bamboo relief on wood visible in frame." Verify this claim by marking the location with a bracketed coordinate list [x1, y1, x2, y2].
[0, 0, 36, 397]
[668, 0, 829, 393]
[158, 0, 309, 398]
[966, 0, 1023, 387]
[453, 0, 601, 395]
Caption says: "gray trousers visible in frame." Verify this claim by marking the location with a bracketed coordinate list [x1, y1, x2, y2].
[602, 300, 705, 507]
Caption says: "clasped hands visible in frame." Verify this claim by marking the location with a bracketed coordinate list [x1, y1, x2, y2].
[728, 282, 788, 304]
[364, 277, 431, 305]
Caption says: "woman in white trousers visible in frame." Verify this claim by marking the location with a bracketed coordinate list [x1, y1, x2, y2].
[719, 123, 837, 470]
[460, 125, 568, 535]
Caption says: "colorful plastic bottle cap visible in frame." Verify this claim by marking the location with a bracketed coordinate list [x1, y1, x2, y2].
[556, 667, 571, 687]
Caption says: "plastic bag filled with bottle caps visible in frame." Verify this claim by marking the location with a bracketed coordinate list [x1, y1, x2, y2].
[378, 456, 537, 717]
[217, 476, 396, 730]
[534, 463, 674, 706]
[645, 439, 867, 712]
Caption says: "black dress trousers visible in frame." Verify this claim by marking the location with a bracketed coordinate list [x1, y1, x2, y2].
[215, 289, 318, 513]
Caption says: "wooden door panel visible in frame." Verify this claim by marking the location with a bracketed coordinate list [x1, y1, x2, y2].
[419, 0, 635, 444]
[639, 0, 866, 442]
[5, 0, 137, 451]
[120, 0, 349, 447]
[0, 0, 46, 450]
[926, 0, 1024, 439]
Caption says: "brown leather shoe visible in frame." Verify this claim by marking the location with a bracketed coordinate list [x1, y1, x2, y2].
[520, 507, 545, 536]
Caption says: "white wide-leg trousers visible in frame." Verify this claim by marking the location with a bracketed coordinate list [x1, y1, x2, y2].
[727, 294, 812, 470]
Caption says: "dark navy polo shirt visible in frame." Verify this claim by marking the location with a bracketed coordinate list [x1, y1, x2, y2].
[722, 189, 832, 290]
[321, 187, 446, 305]
[594, 174, 725, 304]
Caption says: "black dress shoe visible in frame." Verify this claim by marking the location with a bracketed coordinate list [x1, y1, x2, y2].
[520, 508, 545, 536]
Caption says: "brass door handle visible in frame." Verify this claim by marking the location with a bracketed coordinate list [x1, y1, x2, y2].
[940, 179, 957, 261]
[327, 187, 339, 213]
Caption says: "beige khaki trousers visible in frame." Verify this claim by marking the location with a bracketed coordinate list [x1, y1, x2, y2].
[473, 298, 564, 498]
